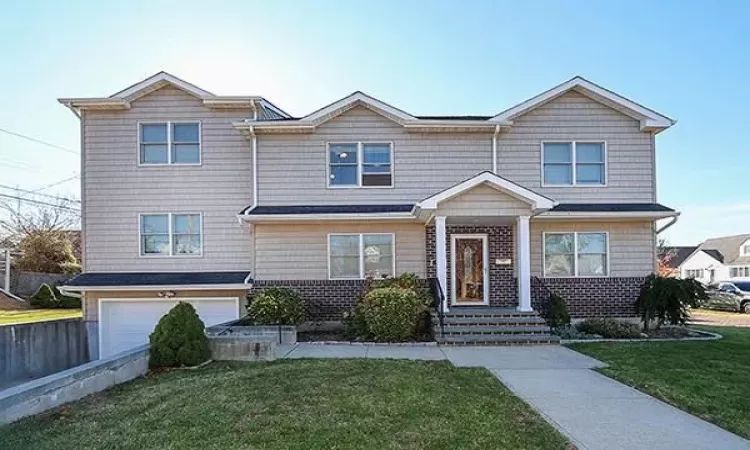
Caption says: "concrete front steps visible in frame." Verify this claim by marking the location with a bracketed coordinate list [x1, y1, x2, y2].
[432, 307, 559, 345]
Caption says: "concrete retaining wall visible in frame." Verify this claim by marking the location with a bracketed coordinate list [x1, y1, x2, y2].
[208, 337, 276, 361]
[0, 345, 148, 425]
[1, 319, 89, 385]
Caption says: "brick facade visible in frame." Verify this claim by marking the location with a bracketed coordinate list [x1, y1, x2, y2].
[426, 224, 518, 308]
[250, 279, 368, 322]
[254, 226, 645, 322]
[531, 277, 644, 318]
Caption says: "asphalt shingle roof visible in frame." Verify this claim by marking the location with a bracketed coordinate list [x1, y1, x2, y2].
[65, 271, 252, 287]
[242, 204, 414, 215]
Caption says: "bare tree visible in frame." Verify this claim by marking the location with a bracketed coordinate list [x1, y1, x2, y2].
[0, 195, 80, 245]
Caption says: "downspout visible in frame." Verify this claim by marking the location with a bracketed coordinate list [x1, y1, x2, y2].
[656, 214, 679, 234]
[250, 100, 259, 209]
[492, 124, 500, 174]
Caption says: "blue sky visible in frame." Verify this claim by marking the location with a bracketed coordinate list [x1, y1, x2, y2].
[1, 1, 747, 245]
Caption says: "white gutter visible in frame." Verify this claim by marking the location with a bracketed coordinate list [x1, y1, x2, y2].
[57, 287, 82, 298]
[536, 211, 679, 220]
[61, 283, 253, 293]
[237, 212, 417, 223]
[492, 124, 500, 173]
[656, 214, 680, 234]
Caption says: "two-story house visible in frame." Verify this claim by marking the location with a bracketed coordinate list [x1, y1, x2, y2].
[59, 72, 677, 358]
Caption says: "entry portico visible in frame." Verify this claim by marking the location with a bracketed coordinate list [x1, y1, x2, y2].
[414, 171, 556, 313]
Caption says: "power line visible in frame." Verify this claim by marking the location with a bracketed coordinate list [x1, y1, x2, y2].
[0, 193, 81, 213]
[0, 184, 81, 203]
[0, 127, 78, 155]
[29, 174, 80, 193]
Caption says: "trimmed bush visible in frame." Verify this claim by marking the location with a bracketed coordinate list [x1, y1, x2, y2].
[543, 293, 570, 328]
[576, 318, 643, 339]
[149, 302, 210, 369]
[365, 273, 430, 305]
[247, 287, 305, 325]
[28, 283, 82, 308]
[635, 274, 709, 331]
[348, 287, 427, 342]
[29, 284, 57, 308]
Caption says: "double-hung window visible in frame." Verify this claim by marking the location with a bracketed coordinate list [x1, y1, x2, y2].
[544, 232, 608, 277]
[140, 122, 201, 165]
[542, 142, 605, 185]
[328, 233, 394, 279]
[328, 142, 393, 187]
[731, 267, 750, 278]
[140, 213, 202, 256]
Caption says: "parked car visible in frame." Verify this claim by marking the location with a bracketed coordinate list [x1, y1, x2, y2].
[709, 282, 750, 313]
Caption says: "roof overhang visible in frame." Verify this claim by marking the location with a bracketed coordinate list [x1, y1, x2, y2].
[535, 211, 680, 220]
[417, 171, 556, 212]
[232, 91, 503, 134]
[61, 271, 253, 292]
[62, 284, 252, 292]
[490, 76, 675, 133]
[238, 204, 418, 223]
[58, 72, 290, 117]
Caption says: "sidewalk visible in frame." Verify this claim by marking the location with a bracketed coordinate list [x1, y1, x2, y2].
[279, 343, 750, 450]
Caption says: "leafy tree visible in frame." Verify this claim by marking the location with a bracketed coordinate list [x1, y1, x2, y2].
[13, 231, 78, 273]
[635, 274, 708, 331]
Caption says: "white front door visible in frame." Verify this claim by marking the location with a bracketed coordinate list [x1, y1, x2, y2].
[451, 234, 489, 305]
[98, 297, 239, 359]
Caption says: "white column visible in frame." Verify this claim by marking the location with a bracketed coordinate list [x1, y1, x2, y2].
[516, 215, 532, 312]
[435, 216, 449, 312]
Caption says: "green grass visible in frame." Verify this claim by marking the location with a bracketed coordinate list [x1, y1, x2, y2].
[570, 326, 750, 439]
[2, 359, 569, 450]
[0, 309, 81, 325]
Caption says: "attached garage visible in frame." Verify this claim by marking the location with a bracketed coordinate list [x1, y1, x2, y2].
[60, 271, 253, 360]
[99, 297, 239, 359]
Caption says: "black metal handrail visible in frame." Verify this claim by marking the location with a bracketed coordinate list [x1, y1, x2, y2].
[428, 277, 446, 338]
[531, 275, 555, 331]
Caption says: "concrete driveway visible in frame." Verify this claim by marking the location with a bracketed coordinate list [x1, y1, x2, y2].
[281, 343, 750, 450]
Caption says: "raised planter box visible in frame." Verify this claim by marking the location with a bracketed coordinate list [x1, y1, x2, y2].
[206, 321, 297, 345]
[208, 337, 276, 361]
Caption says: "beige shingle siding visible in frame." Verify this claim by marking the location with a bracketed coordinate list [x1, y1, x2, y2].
[83, 86, 253, 272]
[436, 185, 532, 216]
[530, 220, 655, 277]
[253, 222, 426, 279]
[497, 91, 655, 203]
[257, 106, 493, 205]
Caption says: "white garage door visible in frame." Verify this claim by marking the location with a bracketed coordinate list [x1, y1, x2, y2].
[99, 297, 239, 359]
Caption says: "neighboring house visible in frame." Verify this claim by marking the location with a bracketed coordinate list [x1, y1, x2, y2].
[664, 234, 750, 285]
[58, 72, 677, 358]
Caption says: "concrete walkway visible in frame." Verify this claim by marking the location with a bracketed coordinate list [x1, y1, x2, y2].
[279, 343, 750, 450]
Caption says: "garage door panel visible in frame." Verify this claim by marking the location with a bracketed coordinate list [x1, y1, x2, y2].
[99, 298, 238, 359]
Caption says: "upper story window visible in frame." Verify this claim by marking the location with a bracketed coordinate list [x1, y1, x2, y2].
[544, 232, 608, 277]
[742, 244, 750, 256]
[139, 122, 201, 165]
[328, 233, 394, 279]
[542, 141, 606, 186]
[140, 213, 202, 256]
[328, 142, 393, 188]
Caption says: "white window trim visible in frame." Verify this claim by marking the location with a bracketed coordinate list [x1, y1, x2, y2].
[326, 142, 394, 189]
[327, 233, 396, 280]
[138, 213, 203, 258]
[541, 141, 607, 187]
[542, 231, 610, 278]
[137, 121, 202, 166]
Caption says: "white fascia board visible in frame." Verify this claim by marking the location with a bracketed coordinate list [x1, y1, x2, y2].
[303, 91, 417, 124]
[490, 76, 674, 131]
[112, 72, 214, 99]
[57, 98, 129, 109]
[418, 172, 556, 210]
[536, 211, 680, 220]
[62, 283, 252, 292]
[238, 212, 417, 223]
[203, 97, 262, 108]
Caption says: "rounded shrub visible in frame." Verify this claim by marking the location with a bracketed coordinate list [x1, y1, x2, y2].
[149, 302, 210, 369]
[247, 287, 305, 325]
[29, 284, 58, 308]
[357, 287, 426, 342]
[545, 293, 570, 328]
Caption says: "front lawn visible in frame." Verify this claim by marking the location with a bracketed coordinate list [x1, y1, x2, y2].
[570, 326, 750, 439]
[0, 309, 81, 325]
[2, 359, 569, 450]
